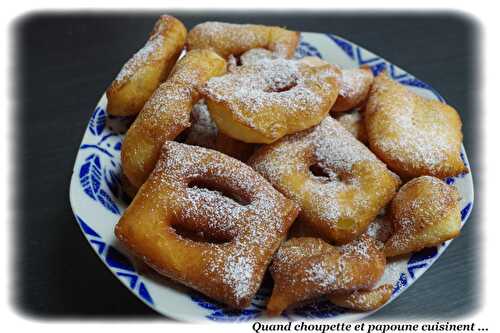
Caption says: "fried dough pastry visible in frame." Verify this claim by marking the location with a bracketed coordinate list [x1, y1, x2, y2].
[115, 142, 299, 309]
[289, 211, 392, 246]
[106, 15, 187, 116]
[121, 49, 227, 189]
[227, 48, 280, 72]
[365, 214, 393, 244]
[334, 108, 368, 144]
[240, 48, 280, 65]
[329, 284, 393, 311]
[384, 176, 461, 257]
[187, 22, 300, 59]
[249, 117, 401, 244]
[288, 219, 324, 239]
[183, 100, 256, 161]
[267, 235, 385, 315]
[202, 57, 340, 144]
[331, 67, 373, 113]
[365, 72, 467, 179]
[121, 173, 138, 199]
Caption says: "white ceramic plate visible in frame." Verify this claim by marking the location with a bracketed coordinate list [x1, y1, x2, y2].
[69, 32, 474, 322]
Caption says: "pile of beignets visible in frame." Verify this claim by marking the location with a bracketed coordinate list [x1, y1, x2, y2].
[110, 15, 468, 315]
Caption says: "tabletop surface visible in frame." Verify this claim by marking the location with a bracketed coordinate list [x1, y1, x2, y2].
[14, 11, 480, 320]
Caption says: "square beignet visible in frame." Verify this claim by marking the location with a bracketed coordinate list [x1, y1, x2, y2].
[115, 141, 299, 308]
[249, 117, 401, 244]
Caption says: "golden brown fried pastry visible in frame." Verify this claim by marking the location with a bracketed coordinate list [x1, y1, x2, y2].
[121, 49, 227, 189]
[334, 108, 368, 144]
[384, 176, 461, 257]
[287, 219, 324, 239]
[329, 284, 393, 311]
[364, 214, 393, 244]
[227, 48, 281, 72]
[187, 22, 299, 59]
[202, 57, 340, 144]
[267, 235, 385, 315]
[365, 72, 467, 179]
[115, 142, 299, 309]
[249, 117, 401, 244]
[183, 100, 256, 161]
[106, 15, 187, 116]
[287, 216, 391, 250]
[240, 48, 280, 65]
[296, 56, 330, 67]
[331, 67, 373, 113]
[121, 173, 138, 199]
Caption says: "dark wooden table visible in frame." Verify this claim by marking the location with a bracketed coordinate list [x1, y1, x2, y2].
[14, 11, 480, 319]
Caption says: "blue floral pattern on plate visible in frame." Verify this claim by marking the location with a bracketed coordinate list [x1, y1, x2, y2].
[75, 215, 154, 305]
[69, 31, 474, 322]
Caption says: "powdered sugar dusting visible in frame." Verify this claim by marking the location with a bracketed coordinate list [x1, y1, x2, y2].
[203, 57, 336, 131]
[240, 48, 280, 65]
[367, 74, 462, 174]
[188, 21, 296, 58]
[365, 213, 393, 243]
[270, 236, 384, 304]
[206, 252, 256, 301]
[181, 186, 243, 237]
[182, 100, 256, 161]
[191, 22, 263, 46]
[313, 125, 376, 175]
[223, 255, 254, 300]
[385, 175, 459, 253]
[378, 93, 451, 167]
[185, 101, 219, 145]
[252, 117, 391, 231]
[338, 68, 371, 98]
[140, 82, 193, 130]
[340, 235, 371, 259]
[334, 108, 367, 143]
[304, 261, 338, 288]
[115, 34, 165, 84]
[151, 142, 297, 304]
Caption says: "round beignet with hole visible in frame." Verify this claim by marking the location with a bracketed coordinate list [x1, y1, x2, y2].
[187, 22, 299, 59]
[384, 176, 462, 257]
[331, 66, 373, 113]
[183, 100, 256, 161]
[249, 117, 401, 244]
[365, 72, 467, 179]
[202, 57, 340, 144]
[121, 49, 227, 190]
[267, 235, 385, 315]
[106, 15, 187, 116]
[328, 284, 393, 311]
[115, 142, 299, 309]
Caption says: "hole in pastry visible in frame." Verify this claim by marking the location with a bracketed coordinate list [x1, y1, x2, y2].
[309, 163, 331, 183]
[234, 55, 242, 66]
[227, 54, 242, 71]
[174, 127, 190, 143]
[265, 80, 298, 93]
[187, 178, 251, 206]
[170, 224, 233, 244]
